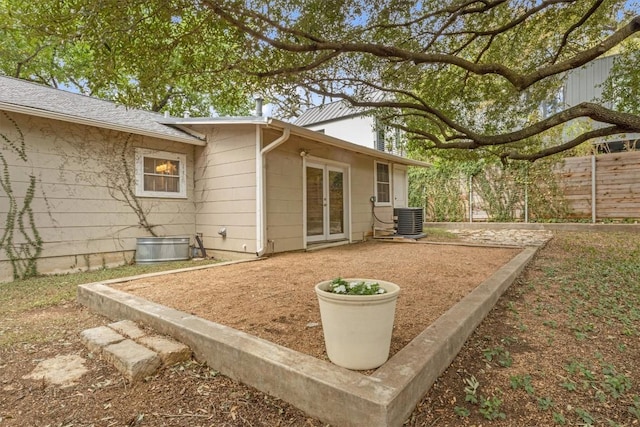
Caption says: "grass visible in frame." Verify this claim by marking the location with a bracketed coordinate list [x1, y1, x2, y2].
[423, 227, 459, 240]
[438, 231, 640, 426]
[0, 259, 219, 317]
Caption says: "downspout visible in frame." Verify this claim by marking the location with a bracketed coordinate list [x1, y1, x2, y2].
[256, 125, 291, 256]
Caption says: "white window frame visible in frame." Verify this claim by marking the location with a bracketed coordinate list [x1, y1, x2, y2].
[135, 148, 187, 198]
[374, 160, 392, 206]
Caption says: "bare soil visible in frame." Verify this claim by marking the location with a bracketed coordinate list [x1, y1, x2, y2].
[113, 240, 519, 362]
[6, 232, 636, 426]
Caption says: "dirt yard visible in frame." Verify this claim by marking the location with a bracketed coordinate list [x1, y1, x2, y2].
[5, 230, 639, 426]
[114, 240, 520, 362]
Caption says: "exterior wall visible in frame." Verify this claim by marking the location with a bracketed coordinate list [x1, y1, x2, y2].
[305, 115, 376, 149]
[193, 124, 257, 256]
[0, 111, 197, 282]
[265, 131, 397, 252]
[565, 55, 615, 107]
[0, 111, 412, 281]
[262, 130, 304, 253]
[564, 55, 639, 143]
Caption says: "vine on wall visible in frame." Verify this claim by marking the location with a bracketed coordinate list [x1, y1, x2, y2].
[54, 127, 159, 236]
[113, 135, 158, 236]
[409, 158, 569, 222]
[0, 112, 43, 279]
[409, 165, 466, 222]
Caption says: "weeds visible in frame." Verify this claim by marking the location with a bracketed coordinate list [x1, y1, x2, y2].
[456, 376, 506, 420]
[628, 396, 640, 420]
[510, 374, 535, 395]
[463, 375, 480, 404]
[479, 394, 506, 421]
[482, 346, 513, 367]
[553, 411, 567, 425]
[451, 232, 640, 425]
[538, 396, 554, 410]
[574, 408, 595, 425]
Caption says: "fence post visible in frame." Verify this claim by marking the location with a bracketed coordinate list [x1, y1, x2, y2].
[591, 155, 596, 223]
[469, 175, 473, 223]
[524, 180, 529, 223]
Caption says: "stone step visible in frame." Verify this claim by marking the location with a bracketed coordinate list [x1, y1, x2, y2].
[138, 335, 192, 367]
[103, 339, 162, 382]
[80, 320, 192, 381]
[80, 326, 125, 353]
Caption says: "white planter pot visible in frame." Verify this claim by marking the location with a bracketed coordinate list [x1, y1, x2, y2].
[315, 278, 401, 370]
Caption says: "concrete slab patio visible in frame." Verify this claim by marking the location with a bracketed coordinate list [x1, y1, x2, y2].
[77, 241, 539, 427]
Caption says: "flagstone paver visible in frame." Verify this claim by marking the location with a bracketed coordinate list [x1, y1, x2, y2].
[80, 320, 192, 381]
[102, 339, 162, 382]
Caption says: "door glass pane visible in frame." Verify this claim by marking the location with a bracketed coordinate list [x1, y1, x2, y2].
[306, 167, 324, 236]
[329, 170, 344, 235]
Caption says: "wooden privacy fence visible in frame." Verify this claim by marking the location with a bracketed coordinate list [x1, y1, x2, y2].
[558, 151, 640, 221]
[457, 151, 640, 222]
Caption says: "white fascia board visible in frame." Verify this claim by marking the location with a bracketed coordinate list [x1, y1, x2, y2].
[159, 116, 271, 126]
[0, 102, 206, 146]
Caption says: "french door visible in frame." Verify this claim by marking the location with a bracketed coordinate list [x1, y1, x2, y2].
[306, 162, 347, 242]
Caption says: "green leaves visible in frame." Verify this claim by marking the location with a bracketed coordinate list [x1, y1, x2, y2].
[0, 0, 254, 115]
[207, 0, 639, 161]
[326, 278, 387, 295]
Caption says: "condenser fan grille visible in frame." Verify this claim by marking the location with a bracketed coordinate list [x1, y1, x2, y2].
[394, 208, 424, 235]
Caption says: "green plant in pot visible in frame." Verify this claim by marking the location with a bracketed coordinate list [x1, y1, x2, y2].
[315, 277, 401, 370]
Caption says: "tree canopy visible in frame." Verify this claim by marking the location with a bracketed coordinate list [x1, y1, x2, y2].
[2, 0, 639, 160]
[0, 0, 254, 116]
[204, 0, 640, 161]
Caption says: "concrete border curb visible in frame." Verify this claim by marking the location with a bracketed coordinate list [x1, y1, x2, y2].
[78, 246, 538, 426]
[424, 222, 640, 233]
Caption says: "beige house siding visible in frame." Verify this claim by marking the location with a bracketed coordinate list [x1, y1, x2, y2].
[264, 131, 305, 253]
[265, 131, 397, 252]
[193, 124, 258, 256]
[0, 112, 196, 281]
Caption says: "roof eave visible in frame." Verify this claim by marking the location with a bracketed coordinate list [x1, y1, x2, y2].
[0, 102, 206, 146]
[159, 116, 430, 167]
[267, 119, 430, 168]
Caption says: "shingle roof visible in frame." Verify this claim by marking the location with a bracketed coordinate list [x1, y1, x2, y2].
[0, 76, 202, 144]
[294, 100, 368, 127]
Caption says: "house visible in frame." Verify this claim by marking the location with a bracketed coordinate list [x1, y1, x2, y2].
[0, 76, 428, 282]
[294, 97, 406, 157]
[563, 55, 639, 153]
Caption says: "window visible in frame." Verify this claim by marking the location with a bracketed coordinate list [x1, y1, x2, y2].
[376, 127, 385, 152]
[135, 148, 187, 198]
[375, 161, 391, 205]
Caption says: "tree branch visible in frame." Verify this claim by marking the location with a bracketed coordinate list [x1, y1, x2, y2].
[551, 0, 606, 64]
[207, 2, 640, 90]
[503, 126, 623, 161]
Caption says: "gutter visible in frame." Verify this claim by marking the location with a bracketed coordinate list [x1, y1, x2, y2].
[256, 124, 291, 256]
